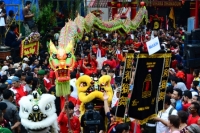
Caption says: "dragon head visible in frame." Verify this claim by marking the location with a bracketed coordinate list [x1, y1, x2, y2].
[76, 75, 113, 115]
[19, 91, 59, 133]
[48, 40, 75, 82]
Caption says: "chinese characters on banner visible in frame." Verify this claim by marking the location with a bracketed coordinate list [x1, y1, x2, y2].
[128, 52, 171, 124]
[116, 51, 134, 117]
[158, 53, 171, 111]
[20, 40, 39, 58]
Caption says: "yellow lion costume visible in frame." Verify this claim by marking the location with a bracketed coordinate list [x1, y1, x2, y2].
[76, 75, 113, 116]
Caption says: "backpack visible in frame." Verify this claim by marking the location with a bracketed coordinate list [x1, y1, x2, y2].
[169, 107, 175, 115]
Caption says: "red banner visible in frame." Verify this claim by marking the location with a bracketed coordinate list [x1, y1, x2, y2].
[20, 40, 39, 58]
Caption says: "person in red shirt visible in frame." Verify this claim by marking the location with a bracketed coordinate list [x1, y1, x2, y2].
[188, 102, 200, 126]
[43, 70, 52, 90]
[81, 63, 97, 76]
[57, 101, 81, 133]
[171, 55, 178, 71]
[133, 38, 141, 51]
[92, 43, 103, 58]
[10, 76, 28, 106]
[176, 64, 185, 82]
[90, 53, 98, 69]
[49, 69, 55, 86]
[182, 90, 192, 111]
[102, 54, 116, 70]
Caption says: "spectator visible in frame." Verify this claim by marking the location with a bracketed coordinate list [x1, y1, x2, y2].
[37, 69, 48, 93]
[23, 1, 35, 36]
[5, 24, 22, 59]
[172, 89, 183, 111]
[171, 76, 187, 92]
[190, 81, 199, 97]
[193, 69, 200, 81]
[186, 124, 200, 133]
[0, 1, 6, 46]
[154, 95, 177, 133]
[10, 76, 27, 106]
[192, 95, 199, 103]
[58, 101, 80, 133]
[182, 90, 192, 111]
[168, 115, 180, 133]
[178, 110, 188, 132]
[176, 64, 185, 82]
[188, 102, 200, 126]
[2, 89, 21, 131]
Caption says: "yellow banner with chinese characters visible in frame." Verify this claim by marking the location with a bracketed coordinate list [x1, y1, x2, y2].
[128, 51, 171, 125]
[20, 40, 39, 58]
[116, 50, 134, 118]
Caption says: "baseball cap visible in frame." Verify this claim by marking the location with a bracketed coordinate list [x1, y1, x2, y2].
[23, 57, 29, 62]
[5, 80, 12, 85]
[0, 102, 7, 110]
[187, 124, 200, 133]
[11, 76, 20, 82]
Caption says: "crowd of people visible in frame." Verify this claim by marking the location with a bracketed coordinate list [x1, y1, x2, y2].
[0, 0, 200, 133]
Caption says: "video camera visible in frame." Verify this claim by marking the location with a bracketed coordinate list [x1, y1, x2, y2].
[84, 102, 101, 133]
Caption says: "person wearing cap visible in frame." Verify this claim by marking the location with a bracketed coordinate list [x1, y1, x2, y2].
[5, 80, 12, 89]
[10, 76, 28, 106]
[2, 89, 21, 131]
[38, 69, 48, 93]
[186, 124, 200, 133]
[22, 57, 29, 71]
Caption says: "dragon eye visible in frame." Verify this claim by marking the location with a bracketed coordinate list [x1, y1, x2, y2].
[52, 54, 57, 59]
[45, 103, 52, 111]
[67, 53, 71, 58]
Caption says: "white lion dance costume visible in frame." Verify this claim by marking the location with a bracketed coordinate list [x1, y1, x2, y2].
[19, 91, 59, 133]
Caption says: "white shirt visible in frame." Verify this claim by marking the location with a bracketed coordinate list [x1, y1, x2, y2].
[174, 82, 188, 92]
[0, 9, 5, 26]
[70, 78, 78, 99]
[156, 105, 177, 133]
[111, 90, 118, 107]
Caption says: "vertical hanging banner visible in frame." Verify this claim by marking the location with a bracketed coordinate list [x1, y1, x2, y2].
[116, 50, 134, 118]
[158, 53, 171, 111]
[128, 51, 171, 125]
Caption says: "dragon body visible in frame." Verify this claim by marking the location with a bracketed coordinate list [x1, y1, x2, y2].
[48, 6, 148, 97]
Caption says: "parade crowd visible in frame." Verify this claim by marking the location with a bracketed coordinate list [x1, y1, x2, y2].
[1, 1, 200, 133]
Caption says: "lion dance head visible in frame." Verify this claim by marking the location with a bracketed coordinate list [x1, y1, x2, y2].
[19, 91, 59, 133]
[76, 75, 113, 116]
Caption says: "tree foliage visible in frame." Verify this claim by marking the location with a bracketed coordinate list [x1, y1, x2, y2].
[32, 2, 57, 34]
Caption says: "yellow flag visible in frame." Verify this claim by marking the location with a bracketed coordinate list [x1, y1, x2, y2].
[169, 7, 176, 28]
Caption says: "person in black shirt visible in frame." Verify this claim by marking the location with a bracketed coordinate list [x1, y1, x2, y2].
[49, 86, 61, 116]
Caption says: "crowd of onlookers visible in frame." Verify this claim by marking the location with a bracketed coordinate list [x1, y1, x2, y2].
[1, 0, 200, 132]
[0, 24, 200, 133]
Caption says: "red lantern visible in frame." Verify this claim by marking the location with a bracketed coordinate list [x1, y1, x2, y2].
[116, 3, 122, 8]
[140, 1, 145, 7]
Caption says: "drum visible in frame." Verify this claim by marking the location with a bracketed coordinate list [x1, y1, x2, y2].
[0, 46, 11, 60]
